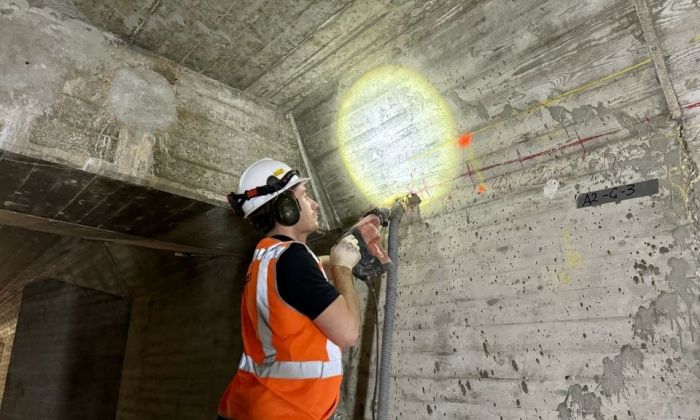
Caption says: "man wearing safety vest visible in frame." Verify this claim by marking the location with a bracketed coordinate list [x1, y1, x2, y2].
[218, 158, 361, 420]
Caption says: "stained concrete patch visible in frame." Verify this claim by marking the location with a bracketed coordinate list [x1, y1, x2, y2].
[600, 345, 644, 399]
[570, 104, 599, 125]
[548, 103, 611, 127]
[668, 257, 700, 344]
[497, 104, 518, 120]
[634, 291, 682, 341]
[107, 68, 177, 132]
[557, 384, 603, 420]
[668, 258, 695, 303]
[633, 257, 699, 348]
[671, 225, 691, 247]
[0, 0, 24, 15]
[476, 101, 490, 122]
[557, 345, 642, 416]
[549, 106, 570, 125]
[692, 349, 700, 380]
[670, 337, 681, 352]
[0, 2, 114, 151]
[445, 92, 490, 123]
[613, 110, 650, 138]
[0, 4, 112, 113]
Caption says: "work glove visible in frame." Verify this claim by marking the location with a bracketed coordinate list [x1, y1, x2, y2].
[330, 235, 361, 269]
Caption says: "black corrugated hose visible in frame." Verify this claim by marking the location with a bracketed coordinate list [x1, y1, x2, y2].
[375, 201, 403, 420]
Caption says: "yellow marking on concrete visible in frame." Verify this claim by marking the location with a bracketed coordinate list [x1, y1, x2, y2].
[558, 228, 583, 284]
[668, 125, 700, 223]
[565, 249, 583, 270]
[557, 270, 572, 285]
[691, 34, 700, 44]
[527, 58, 652, 114]
[411, 58, 653, 164]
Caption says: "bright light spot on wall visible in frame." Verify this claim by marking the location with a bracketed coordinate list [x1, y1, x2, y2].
[336, 65, 457, 208]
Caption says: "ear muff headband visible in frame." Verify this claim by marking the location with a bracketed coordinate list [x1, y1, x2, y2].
[227, 170, 301, 217]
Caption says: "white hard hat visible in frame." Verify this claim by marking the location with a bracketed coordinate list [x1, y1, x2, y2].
[228, 158, 308, 218]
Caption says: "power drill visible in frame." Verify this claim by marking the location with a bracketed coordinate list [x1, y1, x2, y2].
[338, 208, 391, 281]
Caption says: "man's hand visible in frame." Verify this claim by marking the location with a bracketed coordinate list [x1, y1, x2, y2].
[330, 235, 361, 269]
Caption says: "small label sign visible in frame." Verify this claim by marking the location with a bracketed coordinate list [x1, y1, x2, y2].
[576, 179, 658, 208]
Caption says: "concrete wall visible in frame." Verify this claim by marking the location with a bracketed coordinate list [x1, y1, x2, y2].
[115, 254, 248, 420]
[0, 279, 130, 420]
[0, 226, 252, 419]
[294, 0, 700, 418]
[0, 0, 304, 206]
[0, 229, 131, 404]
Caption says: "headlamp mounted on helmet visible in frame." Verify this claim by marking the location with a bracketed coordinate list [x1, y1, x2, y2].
[227, 169, 301, 217]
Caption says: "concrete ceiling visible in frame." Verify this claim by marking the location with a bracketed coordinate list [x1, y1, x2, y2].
[69, 0, 470, 112]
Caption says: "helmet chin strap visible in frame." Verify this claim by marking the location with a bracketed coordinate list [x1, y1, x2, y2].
[227, 170, 300, 216]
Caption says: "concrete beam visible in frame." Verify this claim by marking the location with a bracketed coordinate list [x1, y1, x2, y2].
[632, 0, 683, 120]
[287, 112, 341, 230]
[0, 209, 239, 257]
[0, 3, 307, 206]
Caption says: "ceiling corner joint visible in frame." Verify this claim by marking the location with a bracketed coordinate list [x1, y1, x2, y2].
[632, 0, 682, 121]
[287, 112, 341, 230]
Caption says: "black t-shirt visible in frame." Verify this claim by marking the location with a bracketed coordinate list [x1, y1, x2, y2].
[272, 235, 339, 320]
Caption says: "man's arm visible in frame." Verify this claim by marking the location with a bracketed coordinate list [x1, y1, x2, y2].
[314, 266, 360, 348]
[313, 236, 361, 349]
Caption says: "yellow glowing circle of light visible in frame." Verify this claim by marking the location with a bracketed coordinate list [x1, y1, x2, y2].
[336, 65, 457, 208]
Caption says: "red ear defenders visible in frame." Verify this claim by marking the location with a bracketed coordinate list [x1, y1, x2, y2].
[227, 170, 301, 226]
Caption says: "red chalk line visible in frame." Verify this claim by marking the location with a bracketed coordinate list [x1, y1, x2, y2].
[410, 100, 700, 197]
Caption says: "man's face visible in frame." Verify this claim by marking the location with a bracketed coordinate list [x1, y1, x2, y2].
[292, 183, 320, 233]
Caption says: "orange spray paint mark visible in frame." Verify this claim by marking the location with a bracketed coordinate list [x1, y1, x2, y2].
[477, 183, 487, 194]
[458, 132, 473, 148]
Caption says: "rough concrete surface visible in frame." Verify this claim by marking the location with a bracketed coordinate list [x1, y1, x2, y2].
[0, 0, 305, 205]
[107, 68, 177, 132]
[293, 0, 700, 418]
[0, 226, 253, 418]
[1, 0, 700, 419]
[0, 279, 131, 420]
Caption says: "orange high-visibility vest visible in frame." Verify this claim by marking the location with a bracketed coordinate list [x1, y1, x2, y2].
[218, 237, 343, 420]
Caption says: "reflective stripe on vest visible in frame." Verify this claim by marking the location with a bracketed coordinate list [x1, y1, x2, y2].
[246, 241, 342, 380]
[255, 243, 287, 363]
[238, 353, 343, 379]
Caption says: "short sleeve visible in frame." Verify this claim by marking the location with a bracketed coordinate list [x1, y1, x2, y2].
[276, 243, 340, 320]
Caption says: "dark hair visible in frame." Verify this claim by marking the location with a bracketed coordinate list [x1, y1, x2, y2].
[248, 200, 276, 233]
